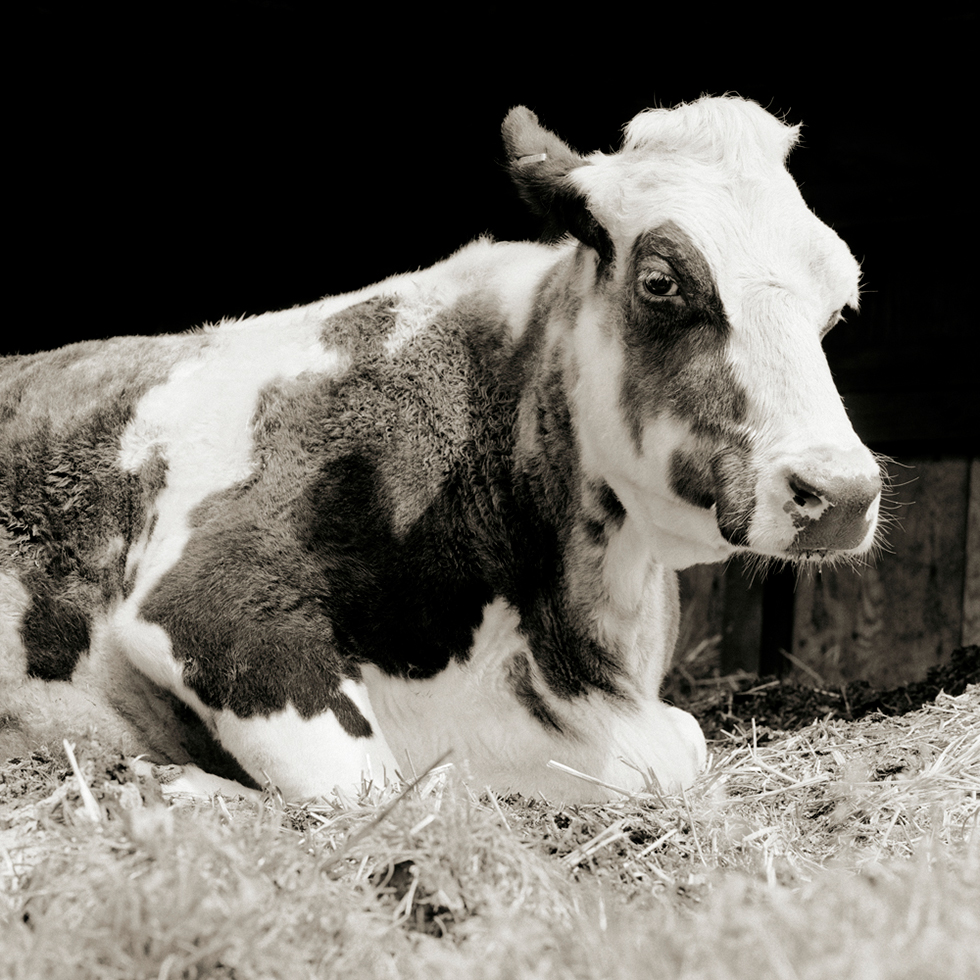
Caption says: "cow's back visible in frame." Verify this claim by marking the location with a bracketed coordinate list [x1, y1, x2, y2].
[0, 335, 202, 669]
[0, 333, 211, 759]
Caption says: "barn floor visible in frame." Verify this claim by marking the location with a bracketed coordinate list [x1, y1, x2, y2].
[665, 643, 980, 739]
[1, 649, 978, 979]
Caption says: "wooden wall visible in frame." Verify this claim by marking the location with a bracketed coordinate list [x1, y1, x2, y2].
[793, 456, 978, 686]
[677, 455, 979, 687]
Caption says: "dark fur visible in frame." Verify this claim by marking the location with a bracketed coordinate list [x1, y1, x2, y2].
[138, 279, 629, 730]
[0, 337, 194, 682]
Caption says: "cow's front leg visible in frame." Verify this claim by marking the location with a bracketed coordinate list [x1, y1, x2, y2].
[569, 520, 708, 795]
[601, 697, 707, 794]
[208, 687, 400, 799]
[108, 600, 400, 801]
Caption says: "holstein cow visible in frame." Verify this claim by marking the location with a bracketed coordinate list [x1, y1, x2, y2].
[0, 97, 882, 802]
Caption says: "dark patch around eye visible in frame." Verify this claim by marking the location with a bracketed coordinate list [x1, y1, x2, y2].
[619, 221, 747, 448]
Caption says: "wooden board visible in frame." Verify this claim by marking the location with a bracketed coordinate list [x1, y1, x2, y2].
[963, 457, 980, 647]
[676, 565, 726, 661]
[791, 456, 970, 687]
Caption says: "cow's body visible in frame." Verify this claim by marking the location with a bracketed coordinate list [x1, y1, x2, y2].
[0, 98, 882, 802]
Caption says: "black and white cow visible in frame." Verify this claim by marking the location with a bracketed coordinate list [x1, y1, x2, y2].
[0, 97, 882, 802]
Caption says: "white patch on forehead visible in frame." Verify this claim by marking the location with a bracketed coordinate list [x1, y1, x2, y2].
[570, 98, 800, 240]
[622, 98, 799, 172]
[713, 201, 860, 324]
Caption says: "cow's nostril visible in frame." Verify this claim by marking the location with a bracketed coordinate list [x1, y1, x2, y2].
[788, 475, 823, 511]
[784, 465, 881, 555]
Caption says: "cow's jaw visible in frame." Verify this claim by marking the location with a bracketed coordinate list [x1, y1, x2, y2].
[569, 321, 737, 570]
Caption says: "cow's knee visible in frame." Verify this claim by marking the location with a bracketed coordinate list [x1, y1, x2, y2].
[657, 703, 707, 790]
[212, 683, 400, 799]
[610, 701, 707, 795]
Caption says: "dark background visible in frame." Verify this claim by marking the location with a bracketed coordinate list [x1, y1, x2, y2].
[8, 3, 978, 681]
[10, 4, 976, 452]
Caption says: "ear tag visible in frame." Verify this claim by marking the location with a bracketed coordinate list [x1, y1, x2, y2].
[516, 152, 548, 166]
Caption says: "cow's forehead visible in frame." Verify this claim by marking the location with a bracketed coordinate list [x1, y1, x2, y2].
[571, 99, 861, 312]
[626, 178, 862, 318]
[570, 98, 800, 230]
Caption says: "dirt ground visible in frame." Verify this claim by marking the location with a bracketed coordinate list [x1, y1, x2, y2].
[665, 643, 980, 740]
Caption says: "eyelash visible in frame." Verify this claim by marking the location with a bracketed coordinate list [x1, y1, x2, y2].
[641, 271, 681, 299]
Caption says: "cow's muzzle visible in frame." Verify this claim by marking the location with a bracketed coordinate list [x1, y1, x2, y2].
[782, 450, 882, 556]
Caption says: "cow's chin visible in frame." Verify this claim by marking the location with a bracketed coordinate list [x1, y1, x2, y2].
[644, 494, 879, 573]
[645, 521, 736, 570]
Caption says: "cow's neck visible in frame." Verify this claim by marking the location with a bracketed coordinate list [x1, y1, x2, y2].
[478, 260, 675, 700]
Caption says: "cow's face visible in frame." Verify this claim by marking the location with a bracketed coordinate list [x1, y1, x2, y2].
[504, 99, 882, 570]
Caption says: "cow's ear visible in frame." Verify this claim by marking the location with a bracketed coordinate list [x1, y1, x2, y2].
[502, 107, 613, 267]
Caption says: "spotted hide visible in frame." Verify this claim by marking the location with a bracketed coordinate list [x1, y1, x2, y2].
[0, 98, 882, 802]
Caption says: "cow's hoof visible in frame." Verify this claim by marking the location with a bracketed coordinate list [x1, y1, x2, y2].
[131, 759, 261, 802]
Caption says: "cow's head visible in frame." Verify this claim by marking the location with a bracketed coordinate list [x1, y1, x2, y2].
[503, 98, 882, 570]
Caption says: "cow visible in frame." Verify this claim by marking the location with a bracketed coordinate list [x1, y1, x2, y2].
[0, 97, 882, 803]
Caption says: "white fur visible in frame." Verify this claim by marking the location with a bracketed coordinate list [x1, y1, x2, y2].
[118, 316, 349, 609]
[361, 597, 705, 803]
[212, 681, 399, 798]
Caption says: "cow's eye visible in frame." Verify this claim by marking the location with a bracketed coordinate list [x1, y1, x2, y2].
[641, 272, 680, 298]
